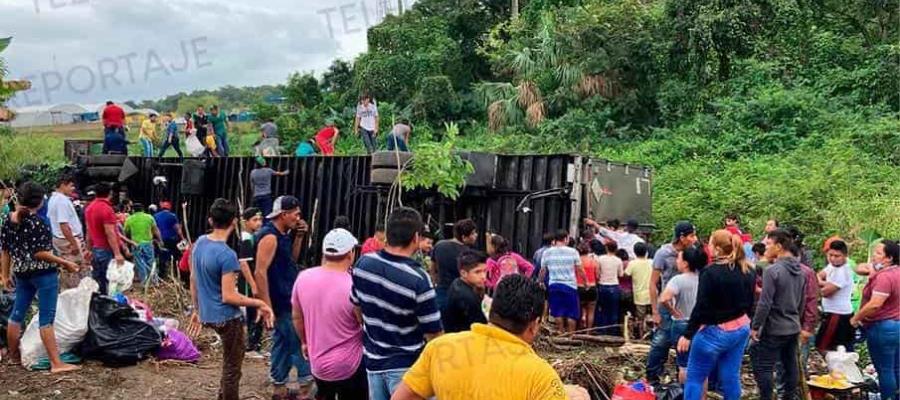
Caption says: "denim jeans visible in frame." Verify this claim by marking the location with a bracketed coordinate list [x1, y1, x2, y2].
[866, 319, 900, 400]
[133, 243, 156, 284]
[102, 127, 127, 154]
[10, 271, 59, 327]
[158, 136, 184, 158]
[646, 307, 674, 382]
[140, 137, 154, 157]
[270, 312, 312, 386]
[385, 134, 408, 151]
[669, 320, 689, 368]
[751, 333, 800, 400]
[216, 134, 229, 156]
[91, 248, 113, 295]
[252, 195, 273, 220]
[596, 284, 621, 335]
[685, 324, 750, 400]
[367, 369, 407, 400]
[361, 129, 376, 154]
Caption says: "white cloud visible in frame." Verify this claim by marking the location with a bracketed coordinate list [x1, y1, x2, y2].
[1, 0, 397, 107]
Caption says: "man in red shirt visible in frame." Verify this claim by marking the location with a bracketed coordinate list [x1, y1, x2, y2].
[84, 182, 124, 294]
[101, 101, 128, 154]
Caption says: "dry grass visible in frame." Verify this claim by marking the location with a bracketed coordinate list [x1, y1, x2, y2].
[517, 80, 543, 109]
[488, 100, 507, 132]
[526, 101, 546, 127]
[575, 74, 615, 99]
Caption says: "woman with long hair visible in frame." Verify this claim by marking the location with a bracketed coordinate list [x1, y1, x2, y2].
[677, 230, 756, 400]
[0, 182, 81, 372]
[850, 240, 900, 400]
[485, 234, 534, 291]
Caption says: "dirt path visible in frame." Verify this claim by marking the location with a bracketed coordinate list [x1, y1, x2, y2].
[0, 352, 273, 400]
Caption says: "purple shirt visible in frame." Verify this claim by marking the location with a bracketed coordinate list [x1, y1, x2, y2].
[291, 267, 363, 381]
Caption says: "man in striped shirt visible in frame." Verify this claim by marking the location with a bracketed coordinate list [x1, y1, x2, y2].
[351, 207, 444, 400]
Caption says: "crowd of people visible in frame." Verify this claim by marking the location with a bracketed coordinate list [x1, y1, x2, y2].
[99, 94, 415, 159]
[1, 171, 899, 400]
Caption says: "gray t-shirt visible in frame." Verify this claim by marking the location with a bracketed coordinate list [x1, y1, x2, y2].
[665, 273, 698, 321]
[653, 243, 679, 288]
[261, 122, 278, 139]
[250, 167, 274, 197]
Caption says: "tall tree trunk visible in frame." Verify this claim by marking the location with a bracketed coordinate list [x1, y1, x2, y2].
[397, 0, 404, 14]
[511, 0, 519, 20]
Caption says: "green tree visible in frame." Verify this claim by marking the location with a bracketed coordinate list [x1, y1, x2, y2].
[251, 102, 280, 122]
[176, 95, 222, 115]
[284, 72, 322, 110]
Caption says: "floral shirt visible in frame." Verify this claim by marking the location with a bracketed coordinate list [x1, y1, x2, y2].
[0, 212, 56, 276]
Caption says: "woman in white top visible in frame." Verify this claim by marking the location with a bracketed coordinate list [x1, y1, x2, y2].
[595, 241, 624, 335]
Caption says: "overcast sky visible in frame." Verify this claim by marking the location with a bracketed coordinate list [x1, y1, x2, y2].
[2, 0, 403, 108]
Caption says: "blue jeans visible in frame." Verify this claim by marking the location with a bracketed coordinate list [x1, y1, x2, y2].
[10, 271, 59, 327]
[646, 307, 674, 382]
[91, 248, 113, 295]
[361, 129, 376, 154]
[133, 243, 156, 284]
[367, 369, 407, 400]
[595, 284, 621, 335]
[270, 313, 311, 386]
[866, 319, 900, 400]
[385, 134, 408, 151]
[685, 325, 750, 400]
[216, 134, 229, 156]
[140, 137, 154, 157]
[253, 195, 273, 220]
[158, 136, 183, 158]
[102, 127, 127, 154]
[670, 320, 689, 368]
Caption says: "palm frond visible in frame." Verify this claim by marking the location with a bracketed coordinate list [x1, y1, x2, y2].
[516, 80, 543, 109]
[525, 102, 546, 127]
[488, 100, 506, 132]
[473, 81, 517, 107]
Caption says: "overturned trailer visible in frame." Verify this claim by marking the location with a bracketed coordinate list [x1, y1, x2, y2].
[75, 150, 652, 263]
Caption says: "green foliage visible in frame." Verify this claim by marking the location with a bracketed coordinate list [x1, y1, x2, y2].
[284, 72, 322, 110]
[412, 76, 460, 123]
[176, 95, 222, 115]
[250, 102, 280, 122]
[353, 11, 465, 102]
[402, 122, 475, 199]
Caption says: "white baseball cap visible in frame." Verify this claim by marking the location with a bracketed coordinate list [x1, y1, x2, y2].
[322, 228, 358, 256]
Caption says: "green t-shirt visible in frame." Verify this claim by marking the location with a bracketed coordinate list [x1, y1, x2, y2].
[209, 111, 228, 137]
[125, 212, 156, 244]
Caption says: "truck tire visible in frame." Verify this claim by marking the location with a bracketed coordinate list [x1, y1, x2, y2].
[80, 154, 127, 166]
[370, 168, 400, 185]
[371, 151, 413, 169]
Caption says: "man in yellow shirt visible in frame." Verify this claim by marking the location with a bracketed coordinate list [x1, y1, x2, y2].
[139, 113, 159, 157]
[391, 274, 568, 400]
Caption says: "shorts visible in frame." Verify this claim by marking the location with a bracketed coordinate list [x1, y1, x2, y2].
[578, 286, 597, 303]
[548, 284, 580, 320]
[816, 312, 856, 352]
[634, 304, 652, 322]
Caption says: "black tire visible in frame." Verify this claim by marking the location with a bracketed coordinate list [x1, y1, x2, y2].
[85, 166, 121, 179]
[370, 168, 400, 185]
[371, 151, 413, 169]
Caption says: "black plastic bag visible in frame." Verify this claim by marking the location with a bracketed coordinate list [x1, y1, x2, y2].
[78, 293, 162, 367]
[0, 291, 14, 348]
[654, 383, 684, 400]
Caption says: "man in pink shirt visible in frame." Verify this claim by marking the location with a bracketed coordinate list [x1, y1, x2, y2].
[291, 228, 366, 399]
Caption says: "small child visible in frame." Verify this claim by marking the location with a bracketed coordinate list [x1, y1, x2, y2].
[360, 222, 385, 255]
[442, 249, 489, 333]
[625, 242, 653, 338]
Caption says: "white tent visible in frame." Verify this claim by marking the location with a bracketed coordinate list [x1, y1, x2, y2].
[8, 105, 75, 128]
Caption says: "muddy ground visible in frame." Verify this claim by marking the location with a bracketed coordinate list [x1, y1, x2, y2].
[0, 351, 274, 400]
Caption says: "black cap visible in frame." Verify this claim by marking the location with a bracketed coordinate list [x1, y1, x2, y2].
[673, 221, 695, 242]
